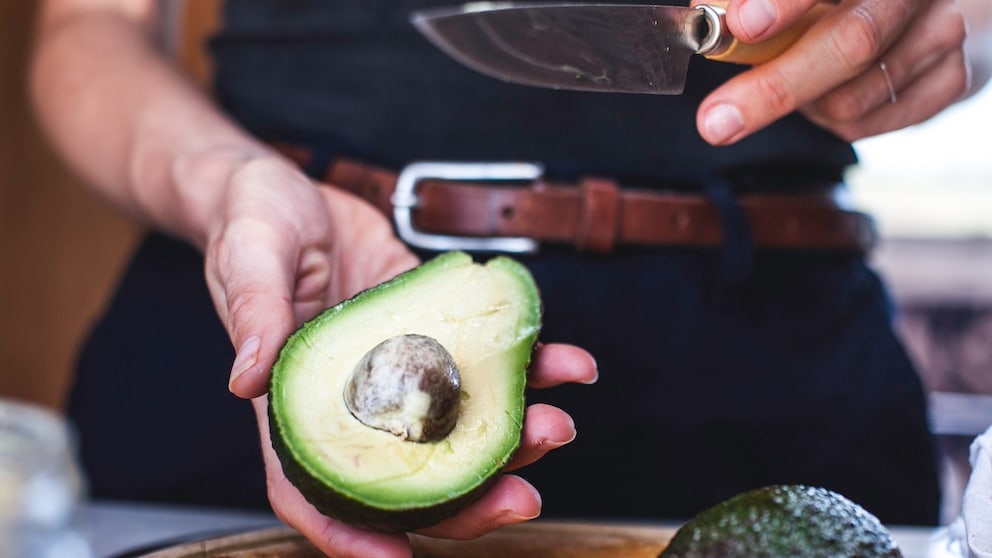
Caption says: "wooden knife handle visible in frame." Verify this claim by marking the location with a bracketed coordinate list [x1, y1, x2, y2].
[699, 0, 833, 65]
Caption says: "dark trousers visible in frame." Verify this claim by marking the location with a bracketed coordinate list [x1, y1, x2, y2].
[68, 232, 940, 525]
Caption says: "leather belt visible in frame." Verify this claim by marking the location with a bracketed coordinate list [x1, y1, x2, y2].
[275, 145, 877, 254]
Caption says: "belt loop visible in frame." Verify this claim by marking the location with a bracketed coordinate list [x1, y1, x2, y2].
[576, 177, 621, 253]
[704, 178, 753, 286]
[302, 145, 335, 180]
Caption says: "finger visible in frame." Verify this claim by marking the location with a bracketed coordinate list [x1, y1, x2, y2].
[315, 185, 420, 302]
[267, 470, 414, 558]
[207, 221, 298, 399]
[721, 0, 824, 43]
[505, 403, 576, 471]
[416, 474, 541, 540]
[697, 0, 921, 145]
[803, 48, 969, 141]
[527, 343, 598, 389]
[251, 398, 414, 558]
[291, 244, 334, 323]
[804, 0, 968, 125]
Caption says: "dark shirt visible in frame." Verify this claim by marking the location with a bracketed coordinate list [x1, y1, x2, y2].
[211, 0, 857, 186]
[64, 0, 940, 528]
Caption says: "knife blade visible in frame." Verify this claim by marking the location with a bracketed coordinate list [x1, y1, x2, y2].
[410, 1, 830, 94]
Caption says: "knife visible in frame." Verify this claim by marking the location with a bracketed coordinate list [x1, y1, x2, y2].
[410, 1, 831, 94]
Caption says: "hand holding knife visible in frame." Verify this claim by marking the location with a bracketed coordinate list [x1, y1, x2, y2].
[412, 0, 975, 146]
[410, 0, 833, 95]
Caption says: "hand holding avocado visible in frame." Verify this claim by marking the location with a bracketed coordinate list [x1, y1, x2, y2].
[206, 169, 596, 558]
[170, 154, 593, 557]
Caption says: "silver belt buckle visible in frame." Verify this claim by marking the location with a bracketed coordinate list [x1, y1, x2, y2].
[391, 162, 543, 253]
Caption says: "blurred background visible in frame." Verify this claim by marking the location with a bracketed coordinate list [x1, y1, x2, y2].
[0, 1, 143, 411]
[1, 0, 989, 525]
[849, 82, 992, 524]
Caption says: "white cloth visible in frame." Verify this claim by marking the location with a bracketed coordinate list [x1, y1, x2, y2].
[964, 424, 992, 557]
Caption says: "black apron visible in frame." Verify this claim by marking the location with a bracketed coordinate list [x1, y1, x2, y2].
[66, 0, 940, 526]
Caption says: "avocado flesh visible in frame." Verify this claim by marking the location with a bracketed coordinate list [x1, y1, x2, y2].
[659, 485, 902, 558]
[269, 251, 540, 531]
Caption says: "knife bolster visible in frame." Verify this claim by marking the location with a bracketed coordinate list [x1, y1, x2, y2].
[694, 4, 734, 57]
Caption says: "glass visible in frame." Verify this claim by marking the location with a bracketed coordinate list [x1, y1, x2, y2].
[0, 397, 92, 558]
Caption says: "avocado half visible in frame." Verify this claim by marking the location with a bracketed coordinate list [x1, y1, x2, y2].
[268, 251, 541, 532]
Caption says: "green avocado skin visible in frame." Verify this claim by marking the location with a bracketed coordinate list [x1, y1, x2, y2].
[659, 485, 903, 558]
[268, 407, 501, 531]
[267, 251, 540, 533]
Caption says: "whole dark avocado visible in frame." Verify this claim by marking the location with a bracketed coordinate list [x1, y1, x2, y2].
[659, 485, 903, 558]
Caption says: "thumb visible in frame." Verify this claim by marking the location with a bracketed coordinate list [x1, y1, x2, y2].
[208, 236, 299, 399]
[721, 0, 826, 43]
[227, 302, 295, 399]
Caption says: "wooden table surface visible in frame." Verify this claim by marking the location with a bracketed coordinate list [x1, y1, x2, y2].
[83, 501, 956, 558]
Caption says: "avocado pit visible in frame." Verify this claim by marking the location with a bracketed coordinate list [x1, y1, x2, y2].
[344, 334, 461, 443]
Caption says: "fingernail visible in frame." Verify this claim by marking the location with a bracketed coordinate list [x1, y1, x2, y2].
[501, 485, 542, 523]
[503, 508, 542, 522]
[229, 336, 261, 390]
[583, 356, 599, 384]
[557, 419, 578, 446]
[702, 104, 745, 145]
[739, 0, 777, 40]
[539, 415, 578, 451]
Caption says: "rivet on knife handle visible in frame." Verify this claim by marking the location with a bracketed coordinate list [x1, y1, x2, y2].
[696, 1, 833, 65]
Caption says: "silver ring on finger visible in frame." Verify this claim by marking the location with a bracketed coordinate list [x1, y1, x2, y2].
[879, 61, 897, 104]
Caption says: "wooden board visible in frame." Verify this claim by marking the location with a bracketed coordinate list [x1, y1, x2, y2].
[136, 521, 677, 557]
